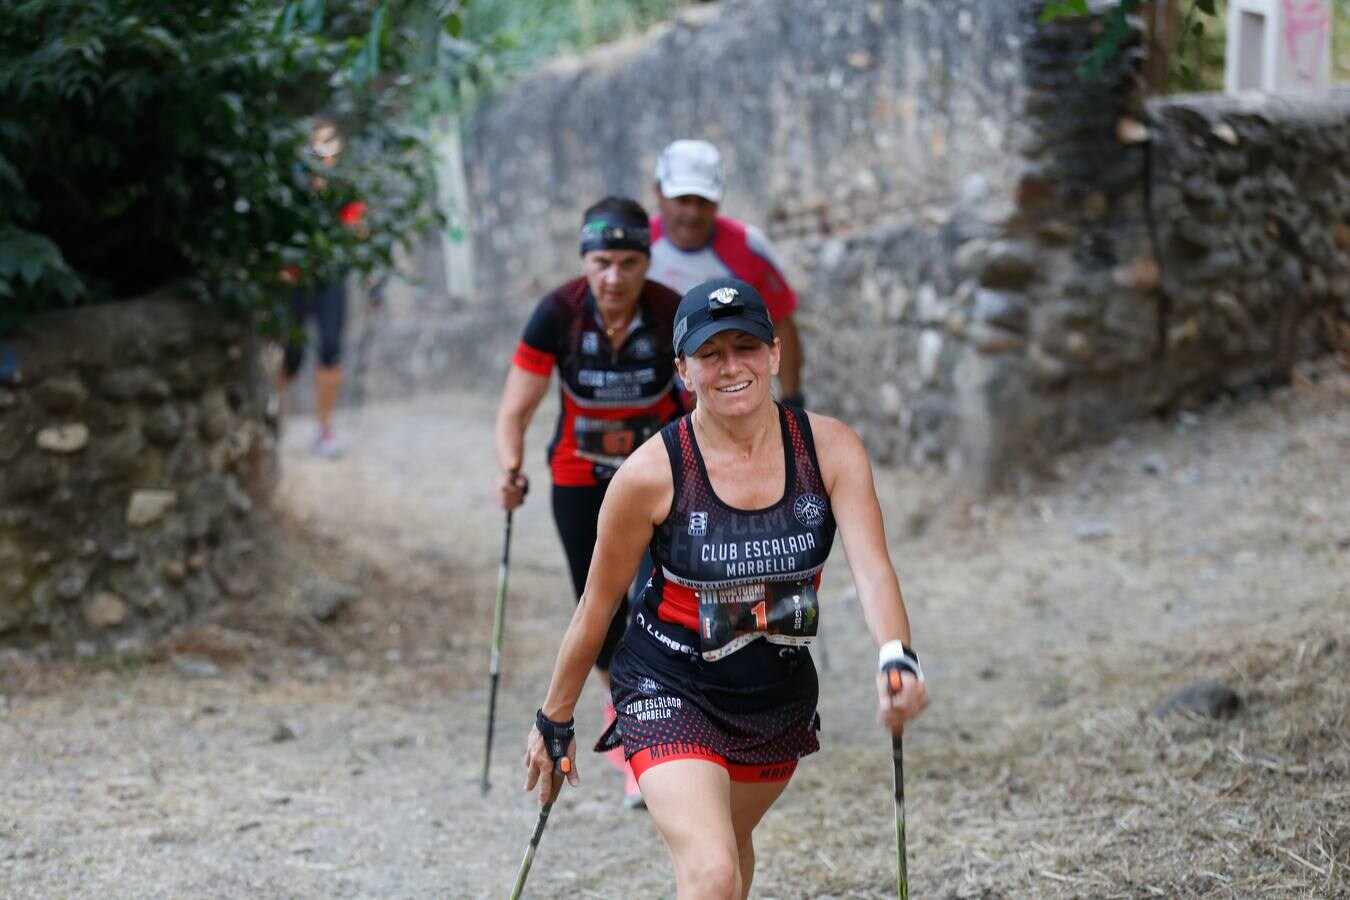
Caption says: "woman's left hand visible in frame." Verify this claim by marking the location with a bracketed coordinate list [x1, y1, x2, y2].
[876, 670, 928, 736]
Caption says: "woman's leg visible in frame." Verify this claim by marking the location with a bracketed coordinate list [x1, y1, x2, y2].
[729, 778, 792, 898]
[311, 280, 347, 437]
[640, 759, 791, 900]
[640, 759, 739, 899]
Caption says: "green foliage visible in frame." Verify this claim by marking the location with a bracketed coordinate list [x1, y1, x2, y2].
[1040, 0, 1091, 20]
[0, 1, 462, 335]
[1335, 0, 1350, 82]
[1171, 0, 1226, 92]
[1084, 0, 1143, 80]
[1044, 0, 1350, 92]
[1041, 0, 1144, 81]
[459, 0, 683, 98]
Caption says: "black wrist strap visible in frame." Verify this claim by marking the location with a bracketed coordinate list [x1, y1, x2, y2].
[880, 643, 923, 683]
[535, 708, 574, 762]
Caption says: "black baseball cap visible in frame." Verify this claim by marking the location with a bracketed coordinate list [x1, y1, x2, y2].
[673, 277, 775, 356]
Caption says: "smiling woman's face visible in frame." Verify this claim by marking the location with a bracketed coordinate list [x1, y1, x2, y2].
[677, 330, 779, 413]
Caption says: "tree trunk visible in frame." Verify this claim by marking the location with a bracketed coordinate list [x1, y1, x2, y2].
[1142, 0, 1183, 95]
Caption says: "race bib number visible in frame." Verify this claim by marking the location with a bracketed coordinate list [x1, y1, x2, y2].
[697, 580, 819, 662]
[574, 414, 660, 469]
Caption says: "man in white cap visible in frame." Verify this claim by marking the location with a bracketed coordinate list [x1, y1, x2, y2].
[649, 139, 805, 406]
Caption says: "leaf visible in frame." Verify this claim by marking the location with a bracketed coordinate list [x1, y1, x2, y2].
[350, 5, 388, 85]
[445, 12, 462, 38]
[1195, 0, 1217, 14]
[139, 25, 185, 63]
[277, 2, 300, 36]
[1038, 0, 1090, 23]
[18, 248, 47, 285]
[1192, 21, 1205, 37]
[301, 0, 325, 33]
[0, 153, 22, 193]
[219, 92, 244, 120]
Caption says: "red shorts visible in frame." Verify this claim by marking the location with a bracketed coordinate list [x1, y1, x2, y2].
[629, 743, 799, 783]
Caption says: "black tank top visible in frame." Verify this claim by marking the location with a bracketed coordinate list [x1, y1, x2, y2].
[642, 404, 836, 658]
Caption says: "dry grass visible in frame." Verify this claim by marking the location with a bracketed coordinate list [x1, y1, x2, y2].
[917, 615, 1350, 898]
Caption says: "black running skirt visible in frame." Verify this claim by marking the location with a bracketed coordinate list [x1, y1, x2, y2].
[596, 609, 820, 767]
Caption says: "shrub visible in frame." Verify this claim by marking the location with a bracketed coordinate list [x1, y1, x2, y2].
[0, 1, 453, 334]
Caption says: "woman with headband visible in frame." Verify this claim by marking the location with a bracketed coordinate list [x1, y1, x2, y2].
[522, 277, 929, 896]
[493, 196, 686, 808]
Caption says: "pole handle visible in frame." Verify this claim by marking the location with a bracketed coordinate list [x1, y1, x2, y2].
[882, 659, 909, 899]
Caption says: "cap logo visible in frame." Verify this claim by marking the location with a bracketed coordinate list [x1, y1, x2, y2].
[709, 287, 738, 305]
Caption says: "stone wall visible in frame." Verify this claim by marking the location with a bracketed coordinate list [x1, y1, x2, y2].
[1147, 90, 1350, 392]
[463, 0, 1030, 306]
[381, 0, 1349, 490]
[0, 296, 278, 652]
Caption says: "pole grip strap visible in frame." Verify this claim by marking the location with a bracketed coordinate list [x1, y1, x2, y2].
[535, 708, 575, 762]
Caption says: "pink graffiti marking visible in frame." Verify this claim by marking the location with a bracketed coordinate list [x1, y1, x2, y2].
[1281, 0, 1331, 82]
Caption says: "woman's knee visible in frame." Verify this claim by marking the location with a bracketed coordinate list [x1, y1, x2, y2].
[674, 846, 740, 899]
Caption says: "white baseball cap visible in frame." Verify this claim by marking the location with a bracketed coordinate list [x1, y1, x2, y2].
[654, 139, 725, 203]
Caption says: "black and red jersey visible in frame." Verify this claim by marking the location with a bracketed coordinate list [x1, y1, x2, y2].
[643, 404, 837, 643]
[511, 277, 685, 486]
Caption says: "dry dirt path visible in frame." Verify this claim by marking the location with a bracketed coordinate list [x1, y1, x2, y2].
[2, 365, 1348, 899]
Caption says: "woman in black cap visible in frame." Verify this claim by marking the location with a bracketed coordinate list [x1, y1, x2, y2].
[493, 196, 684, 807]
[523, 277, 928, 897]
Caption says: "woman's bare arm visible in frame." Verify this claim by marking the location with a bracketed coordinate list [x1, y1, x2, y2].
[811, 413, 927, 734]
[524, 436, 673, 800]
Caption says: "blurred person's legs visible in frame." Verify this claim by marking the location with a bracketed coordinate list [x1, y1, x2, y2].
[310, 280, 346, 456]
[279, 289, 310, 410]
[281, 281, 348, 458]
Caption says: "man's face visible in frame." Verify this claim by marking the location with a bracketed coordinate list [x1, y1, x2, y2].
[656, 191, 718, 251]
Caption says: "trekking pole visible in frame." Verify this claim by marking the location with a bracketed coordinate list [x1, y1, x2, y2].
[885, 665, 909, 900]
[509, 761, 568, 899]
[480, 464, 520, 795]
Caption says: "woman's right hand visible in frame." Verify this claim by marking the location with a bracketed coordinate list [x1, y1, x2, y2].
[495, 469, 529, 511]
[524, 725, 578, 806]
[876, 669, 928, 736]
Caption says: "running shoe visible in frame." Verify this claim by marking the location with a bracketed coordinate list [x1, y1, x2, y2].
[311, 427, 344, 459]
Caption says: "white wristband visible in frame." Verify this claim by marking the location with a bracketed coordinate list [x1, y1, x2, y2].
[878, 639, 924, 683]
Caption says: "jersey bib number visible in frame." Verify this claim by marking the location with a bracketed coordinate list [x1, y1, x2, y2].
[574, 414, 660, 470]
[697, 580, 819, 662]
